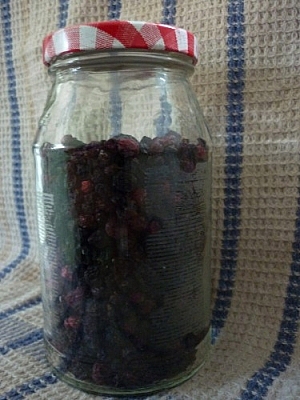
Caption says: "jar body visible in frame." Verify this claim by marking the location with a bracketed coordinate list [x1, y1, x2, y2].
[34, 51, 212, 396]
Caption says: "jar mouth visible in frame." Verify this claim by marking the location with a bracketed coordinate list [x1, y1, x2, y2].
[48, 49, 195, 75]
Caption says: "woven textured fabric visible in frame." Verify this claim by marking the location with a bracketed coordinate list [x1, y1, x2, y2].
[0, 0, 299, 399]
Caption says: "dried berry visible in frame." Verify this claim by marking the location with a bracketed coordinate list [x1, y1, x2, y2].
[78, 214, 95, 228]
[124, 209, 147, 232]
[177, 142, 198, 173]
[196, 138, 208, 162]
[104, 138, 118, 152]
[149, 137, 164, 153]
[164, 130, 181, 147]
[116, 135, 139, 157]
[91, 286, 108, 299]
[61, 265, 73, 281]
[147, 217, 163, 234]
[61, 134, 85, 148]
[131, 188, 146, 207]
[180, 159, 196, 173]
[105, 217, 127, 239]
[137, 299, 156, 315]
[104, 163, 119, 176]
[80, 180, 93, 194]
[87, 230, 107, 248]
[64, 316, 81, 329]
[98, 149, 110, 165]
[64, 287, 85, 308]
[140, 136, 152, 154]
[92, 362, 107, 384]
[84, 265, 104, 288]
[129, 291, 145, 304]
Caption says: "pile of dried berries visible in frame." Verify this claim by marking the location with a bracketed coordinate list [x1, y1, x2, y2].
[40, 131, 209, 389]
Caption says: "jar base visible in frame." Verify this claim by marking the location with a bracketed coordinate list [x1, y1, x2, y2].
[45, 327, 211, 397]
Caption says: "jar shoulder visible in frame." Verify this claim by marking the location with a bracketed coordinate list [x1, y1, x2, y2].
[34, 70, 211, 148]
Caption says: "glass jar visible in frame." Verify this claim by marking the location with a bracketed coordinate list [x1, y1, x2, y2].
[34, 21, 212, 396]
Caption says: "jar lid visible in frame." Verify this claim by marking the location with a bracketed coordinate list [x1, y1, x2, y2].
[42, 20, 198, 66]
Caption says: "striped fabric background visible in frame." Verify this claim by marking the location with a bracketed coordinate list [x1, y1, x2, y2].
[0, 0, 299, 399]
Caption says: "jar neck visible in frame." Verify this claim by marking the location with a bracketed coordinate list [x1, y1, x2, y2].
[48, 49, 195, 77]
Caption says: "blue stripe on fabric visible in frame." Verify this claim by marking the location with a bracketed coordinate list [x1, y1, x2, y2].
[58, 0, 69, 28]
[0, 296, 41, 321]
[108, 0, 122, 136]
[162, 0, 176, 25]
[109, 87, 122, 136]
[211, 0, 245, 342]
[239, 200, 300, 399]
[156, 0, 176, 137]
[0, 373, 57, 400]
[0, 1, 30, 282]
[0, 328, 43, 355]
[108, 0, 122, 20]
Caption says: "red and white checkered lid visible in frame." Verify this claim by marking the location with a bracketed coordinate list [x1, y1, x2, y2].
[43, 20, 198, 66]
